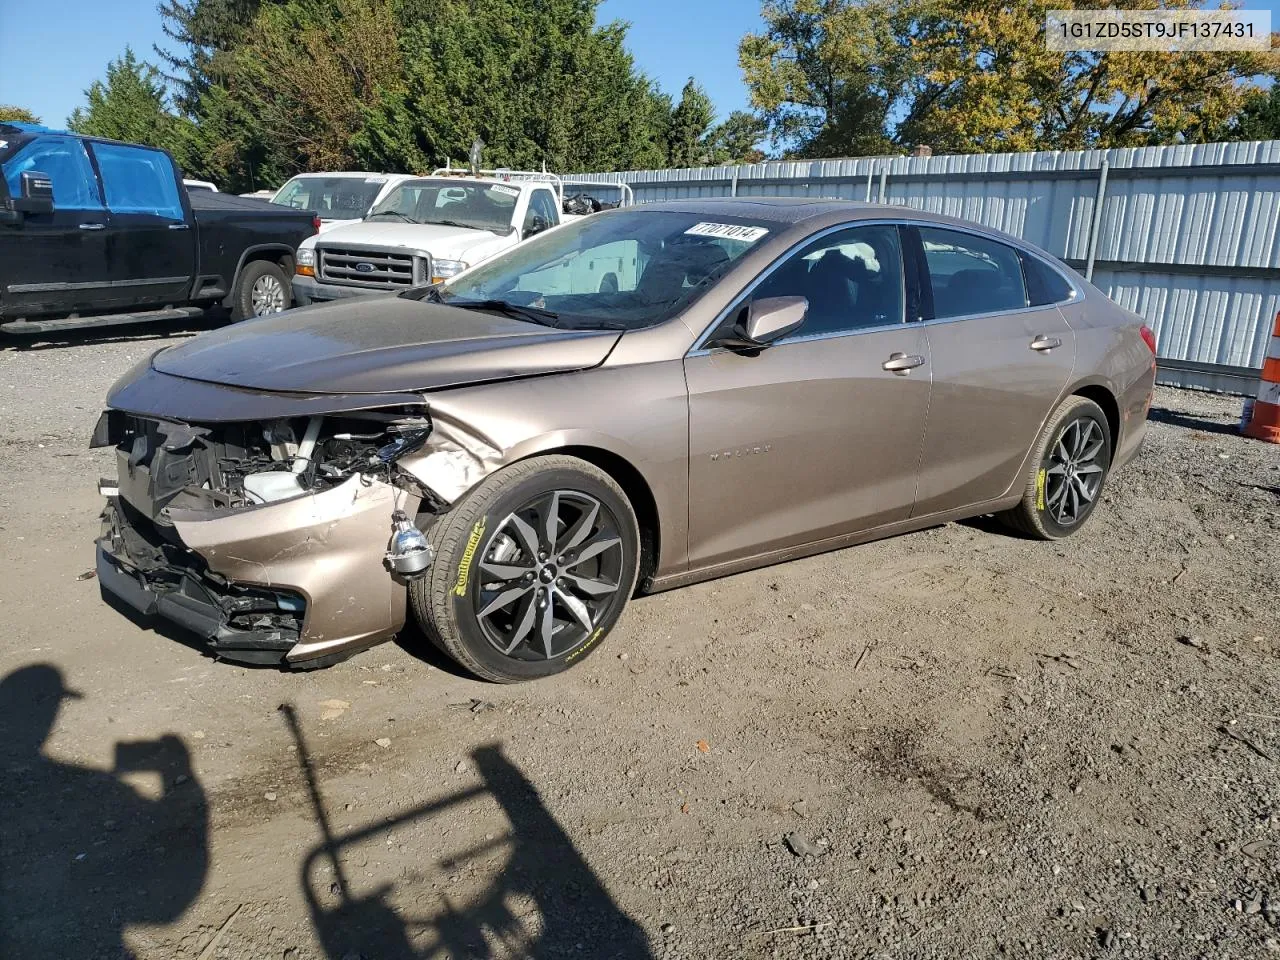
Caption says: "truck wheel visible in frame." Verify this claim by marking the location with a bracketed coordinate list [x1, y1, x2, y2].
[998, 395, 1112, 540]
[409, 455, 640, 683]
[232, 260, 291, 320]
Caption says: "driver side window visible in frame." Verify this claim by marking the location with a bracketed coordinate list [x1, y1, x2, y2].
[2, 136, 102, 210]
[751, 224, 904, 339]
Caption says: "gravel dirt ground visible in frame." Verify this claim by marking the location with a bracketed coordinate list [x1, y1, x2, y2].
[0, 320, 1277, 960]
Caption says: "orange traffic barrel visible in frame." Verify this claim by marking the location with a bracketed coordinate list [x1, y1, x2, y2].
[1243, 311, 1280, 443]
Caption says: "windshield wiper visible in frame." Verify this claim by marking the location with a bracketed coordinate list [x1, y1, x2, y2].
[445, 298, 561, 327]
[369, 211, 419, 223]
[429, 218, 486, 231]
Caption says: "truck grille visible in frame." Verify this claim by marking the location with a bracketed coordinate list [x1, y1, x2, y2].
[317, 246, 427, 289]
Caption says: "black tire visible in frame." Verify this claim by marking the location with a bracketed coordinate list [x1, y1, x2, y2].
[230, 259, 291, 321]
[998, 395, 1113, 540]
[409, 455, 640, 683]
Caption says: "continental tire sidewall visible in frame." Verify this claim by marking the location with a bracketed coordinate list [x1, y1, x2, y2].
[1033, 401, 1112, 539]
[421, 459, 640, 682]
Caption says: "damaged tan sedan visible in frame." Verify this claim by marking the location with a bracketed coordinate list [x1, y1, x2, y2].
[94, 199, 1156, 681]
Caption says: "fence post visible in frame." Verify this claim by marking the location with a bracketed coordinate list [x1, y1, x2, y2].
[1085, 159, 1110, 282]
[864, 169, 873, 202]
[730, 167, 739, 198]
[877, 166, 888, 203]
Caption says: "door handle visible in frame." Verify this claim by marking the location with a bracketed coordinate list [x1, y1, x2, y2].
[78, 223, 106, 231]
[1030, 335, 1062, 352]
[882, 352, 925, 374]
[167, 223, 190, 230]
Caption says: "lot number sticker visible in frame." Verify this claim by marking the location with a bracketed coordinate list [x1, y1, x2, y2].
[685, 222, 770, 243]
[489, 183, 521, 198]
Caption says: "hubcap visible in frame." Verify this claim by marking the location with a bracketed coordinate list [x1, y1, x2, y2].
[1044, 417, 1106, 526]
[472, 490, 624, 661]
[250, 274, 286, 315]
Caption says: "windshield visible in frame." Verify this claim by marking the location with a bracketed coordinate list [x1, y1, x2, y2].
[272, 175, 385, 220]
[420, 210, 776, 330]
[369, 179, 519, 232]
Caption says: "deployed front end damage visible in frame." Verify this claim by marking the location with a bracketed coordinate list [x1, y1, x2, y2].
[92, 407, 458, 667]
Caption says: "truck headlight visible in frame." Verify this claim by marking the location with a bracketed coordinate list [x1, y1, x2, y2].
[295, 248, 316, 277]
[431, 259, 468, 284]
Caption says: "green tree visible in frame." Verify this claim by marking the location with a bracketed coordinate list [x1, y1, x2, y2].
[1228, 83, 1280, 141]
[668, 79, 716, 167]
[741, 0, 1279, 157]
[704, 110, 767, 164]
[67, 48, 182, 149]
[0, 106, 41, 124]
[354, 0, 673, 174]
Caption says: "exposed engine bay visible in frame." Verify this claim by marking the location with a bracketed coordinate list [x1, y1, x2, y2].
[92, 407, 441, 517]
[89, 404, 505, 667]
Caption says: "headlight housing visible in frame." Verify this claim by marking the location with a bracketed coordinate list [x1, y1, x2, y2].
[295, 247, 316, 276]
[431, 259, 468, 284]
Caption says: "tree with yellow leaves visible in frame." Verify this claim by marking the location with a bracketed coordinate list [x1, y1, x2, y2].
[740, 0, 1279, 157]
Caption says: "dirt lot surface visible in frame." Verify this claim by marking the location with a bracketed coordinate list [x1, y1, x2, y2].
[1, 320, 1277, 960]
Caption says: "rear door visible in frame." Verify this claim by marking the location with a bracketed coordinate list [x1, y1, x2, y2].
[685, 223, 932, 569]
[909, 225, 1076, 517]
[0, 135, 112, 317]
[88, 141, 195, 308]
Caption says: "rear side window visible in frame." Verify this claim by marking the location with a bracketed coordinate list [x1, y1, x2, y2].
[1020, 252, 1075, 306]
[90, 142, 184, 220]
[1, 136, 101, 209]
[920, 227, 1027, 319]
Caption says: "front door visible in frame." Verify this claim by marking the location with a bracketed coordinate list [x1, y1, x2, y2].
[0, 135, 112, 317]
[685, 223, 932, 570]
[910, 226, 1077, 516]
[89, 141, 195, 308]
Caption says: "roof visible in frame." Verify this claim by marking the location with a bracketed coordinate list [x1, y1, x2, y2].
[630, 196, 915, 224]
[281, 171, 412, 180]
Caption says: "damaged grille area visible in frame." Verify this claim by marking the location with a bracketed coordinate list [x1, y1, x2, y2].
[95, 409, 434, 518]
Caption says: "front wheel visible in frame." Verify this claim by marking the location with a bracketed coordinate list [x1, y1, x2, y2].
[231, 260, 291, 320]
[998, 395, 1113, 540]
[410, 455, 640, 682]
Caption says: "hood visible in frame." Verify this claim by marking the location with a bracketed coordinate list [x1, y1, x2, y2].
[311, 219, 510, 258]
[151, 297, 621, 394]
[316, 217, 364, 233]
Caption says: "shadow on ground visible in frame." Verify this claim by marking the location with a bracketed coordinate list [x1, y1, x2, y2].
[0, 664, 209, 957]
[1148, 405, 1242, 436]
[283, 705, 652, 959]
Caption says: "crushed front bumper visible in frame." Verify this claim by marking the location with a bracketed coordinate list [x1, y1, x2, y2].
[98, 473, 419, 667]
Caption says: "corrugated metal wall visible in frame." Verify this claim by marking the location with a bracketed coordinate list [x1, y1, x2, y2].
[573, 141, 1280, 393]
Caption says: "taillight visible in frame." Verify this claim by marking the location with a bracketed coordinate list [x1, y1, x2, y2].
[312, 215, 322, 232]
[1140, 324, 1156, 355]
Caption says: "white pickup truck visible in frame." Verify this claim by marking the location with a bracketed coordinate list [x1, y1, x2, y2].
[291, 170, 631, 304]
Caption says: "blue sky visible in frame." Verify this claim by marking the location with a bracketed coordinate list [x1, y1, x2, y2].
[0, 1, 1275, 129]
[0, 0, 761, 127]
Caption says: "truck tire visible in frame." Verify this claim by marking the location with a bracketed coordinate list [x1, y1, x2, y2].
[231, 260, 291, 321]
[409, 455, 640, 683]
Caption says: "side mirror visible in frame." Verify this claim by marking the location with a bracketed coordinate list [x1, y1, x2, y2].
[708, 296, 807, 352]
[14, 170, 54, 215]
[527, 214, 550, 237]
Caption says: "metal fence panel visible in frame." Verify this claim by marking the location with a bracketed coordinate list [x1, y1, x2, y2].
[572, 140, 1280, 392]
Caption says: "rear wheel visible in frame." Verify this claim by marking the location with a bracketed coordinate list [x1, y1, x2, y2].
[999, 395, 1112, 540]
[410, 455, 640, 682]
[231, 260, 291, 320]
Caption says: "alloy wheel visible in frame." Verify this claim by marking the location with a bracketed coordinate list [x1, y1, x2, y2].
[1044, 417, 1106, 526]
[250, 274, 287, 315]
[472, 490, 624, 661]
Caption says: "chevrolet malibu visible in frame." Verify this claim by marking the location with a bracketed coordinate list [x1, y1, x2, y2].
[93, 199, 1156, 682]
